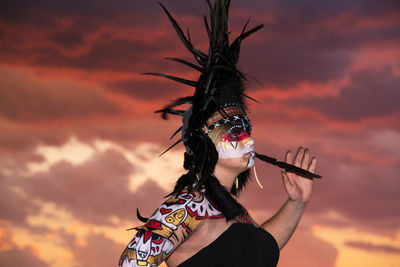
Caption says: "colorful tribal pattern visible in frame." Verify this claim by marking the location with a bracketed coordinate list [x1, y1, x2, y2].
[119, 230, 173, 267]
[216, 123, 255, 168]
[119, 191, 224, 267]
[203, 114, 252, 134]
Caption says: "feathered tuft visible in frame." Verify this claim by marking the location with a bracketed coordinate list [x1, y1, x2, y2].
[152, 0, 264, 220]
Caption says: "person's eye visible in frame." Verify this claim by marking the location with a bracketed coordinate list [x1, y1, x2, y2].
[231, 134, 239, 139]
[228, 132, 241, 140]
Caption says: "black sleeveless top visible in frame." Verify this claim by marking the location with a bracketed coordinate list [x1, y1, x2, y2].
[178, 223, 279, 267]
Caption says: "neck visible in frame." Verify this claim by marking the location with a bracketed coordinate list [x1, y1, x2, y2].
[213, 164, 243, 191]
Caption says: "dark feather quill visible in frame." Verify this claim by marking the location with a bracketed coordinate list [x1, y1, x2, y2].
[255, 152, 322, 179]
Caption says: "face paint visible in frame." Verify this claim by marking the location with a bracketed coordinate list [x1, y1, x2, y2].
[216, 124, 255, 168]
[204, 113, 252, 134]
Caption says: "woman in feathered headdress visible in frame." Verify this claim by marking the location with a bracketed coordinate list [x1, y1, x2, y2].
[119, 1, 321, 266]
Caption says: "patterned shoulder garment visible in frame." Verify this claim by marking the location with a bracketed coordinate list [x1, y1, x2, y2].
[119, 190, 224, 267]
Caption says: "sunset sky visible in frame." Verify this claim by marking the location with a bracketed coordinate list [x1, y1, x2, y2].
[1, 0, 400, 266]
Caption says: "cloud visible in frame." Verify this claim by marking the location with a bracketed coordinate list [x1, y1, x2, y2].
[241, 37, 353, 88]
[22, 149, 164, 224]
[278, 226, 338, 267]
[1, 0, 399, 91]
[0, 0, 158, 26]
[313, 225, 400, 266]
[27, 136, 97, 174]
[0, 173, 39, 224]
[0, 67, 121, 121]
[13, 138, 187, 225]
[0, 225, 50, 267]
[235, 122, 400, 234]
[69, 232, 123, 267]
[26, 137, 185, 191]
[0, 4, 196, 72]
[308, 157, 400, 233]
[47, 18, 99, 51]
[30, 37, 177, 72]
[286, 67, 400, 121]
[1, 1, 400, 266]
[0, 107, 183, 163]
[105, 77, 191, 100]
[0, 247, 50, 267]
[238, 0, 400, 88]
[345, 241, 400, 254]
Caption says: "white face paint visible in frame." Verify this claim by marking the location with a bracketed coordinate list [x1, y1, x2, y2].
[215, 126, 255, 168]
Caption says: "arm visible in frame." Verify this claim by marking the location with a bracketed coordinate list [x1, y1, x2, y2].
[119, 191, 224, 266]
[119, 229, 175, 267]
[261, 147, 316, 250]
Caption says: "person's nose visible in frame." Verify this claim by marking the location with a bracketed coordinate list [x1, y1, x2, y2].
[245, 137, 254, 148]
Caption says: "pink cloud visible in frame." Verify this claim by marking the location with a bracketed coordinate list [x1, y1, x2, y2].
[22, 149, 168, 225]
[69, 232, 123, 267]
[0, 67, 121, 122]
[345, 240, 400, 254]
[0, 247, 49, 267]
[278, 226, 338, 267]
[1, 1, 400, 266]
[0, 226, 49, 267]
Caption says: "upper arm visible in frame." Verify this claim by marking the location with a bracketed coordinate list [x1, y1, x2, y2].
[119, 229, 174, 267]
[119, 191, 223, 266]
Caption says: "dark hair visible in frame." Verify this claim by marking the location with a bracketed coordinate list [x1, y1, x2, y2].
[170, 119, 252, 220]
[156, 0, 263, 221]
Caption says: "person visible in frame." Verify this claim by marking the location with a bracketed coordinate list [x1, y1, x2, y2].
[119, 1, 321, 266]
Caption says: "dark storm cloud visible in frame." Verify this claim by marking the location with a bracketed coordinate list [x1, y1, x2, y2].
[244, 22, 400, 87]
[0, 0, 155, 26]
[0, 1, 185, 71]
[287, 67, 400, 120]
[0, 67, 121, 121]
[248, 0, 400, 23]
[1, 0, 399, 89]
[345, 241, 400, 254]
[48, 18, 99, 51]
[0, 118, 79, 154]
[237, 0, 400, 87]
[0, 25, 184, 73]
[25, 37, 176, 72]
[241, 42, 352, 88]
[0, 0, 209, 25]
[22, 149, 168, 225]
[105, 78, 191, 100]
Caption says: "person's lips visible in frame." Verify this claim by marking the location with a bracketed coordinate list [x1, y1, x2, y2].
[244, 150, 255, 157]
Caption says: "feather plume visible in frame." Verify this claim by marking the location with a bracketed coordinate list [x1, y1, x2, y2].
[158, 2, 207, 66]
[142, 73, 197, 87]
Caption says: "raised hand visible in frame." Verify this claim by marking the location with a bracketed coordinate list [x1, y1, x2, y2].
[281, 147, 316, 203]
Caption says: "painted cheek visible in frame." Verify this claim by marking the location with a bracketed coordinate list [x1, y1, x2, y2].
[216, 137, 254, 159]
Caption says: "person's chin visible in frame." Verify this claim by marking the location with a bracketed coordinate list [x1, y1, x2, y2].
[246, 161, 254, 169]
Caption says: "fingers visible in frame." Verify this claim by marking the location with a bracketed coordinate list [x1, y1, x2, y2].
[294, 147, 304, 166]
[281, 171, 294, 188]
[285, 150, 293, 164]
[288, 146, 317, 173]
[308, 157, 317, 173]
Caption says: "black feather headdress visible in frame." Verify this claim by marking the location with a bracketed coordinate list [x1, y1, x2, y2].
[148, 0, 320, 220]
